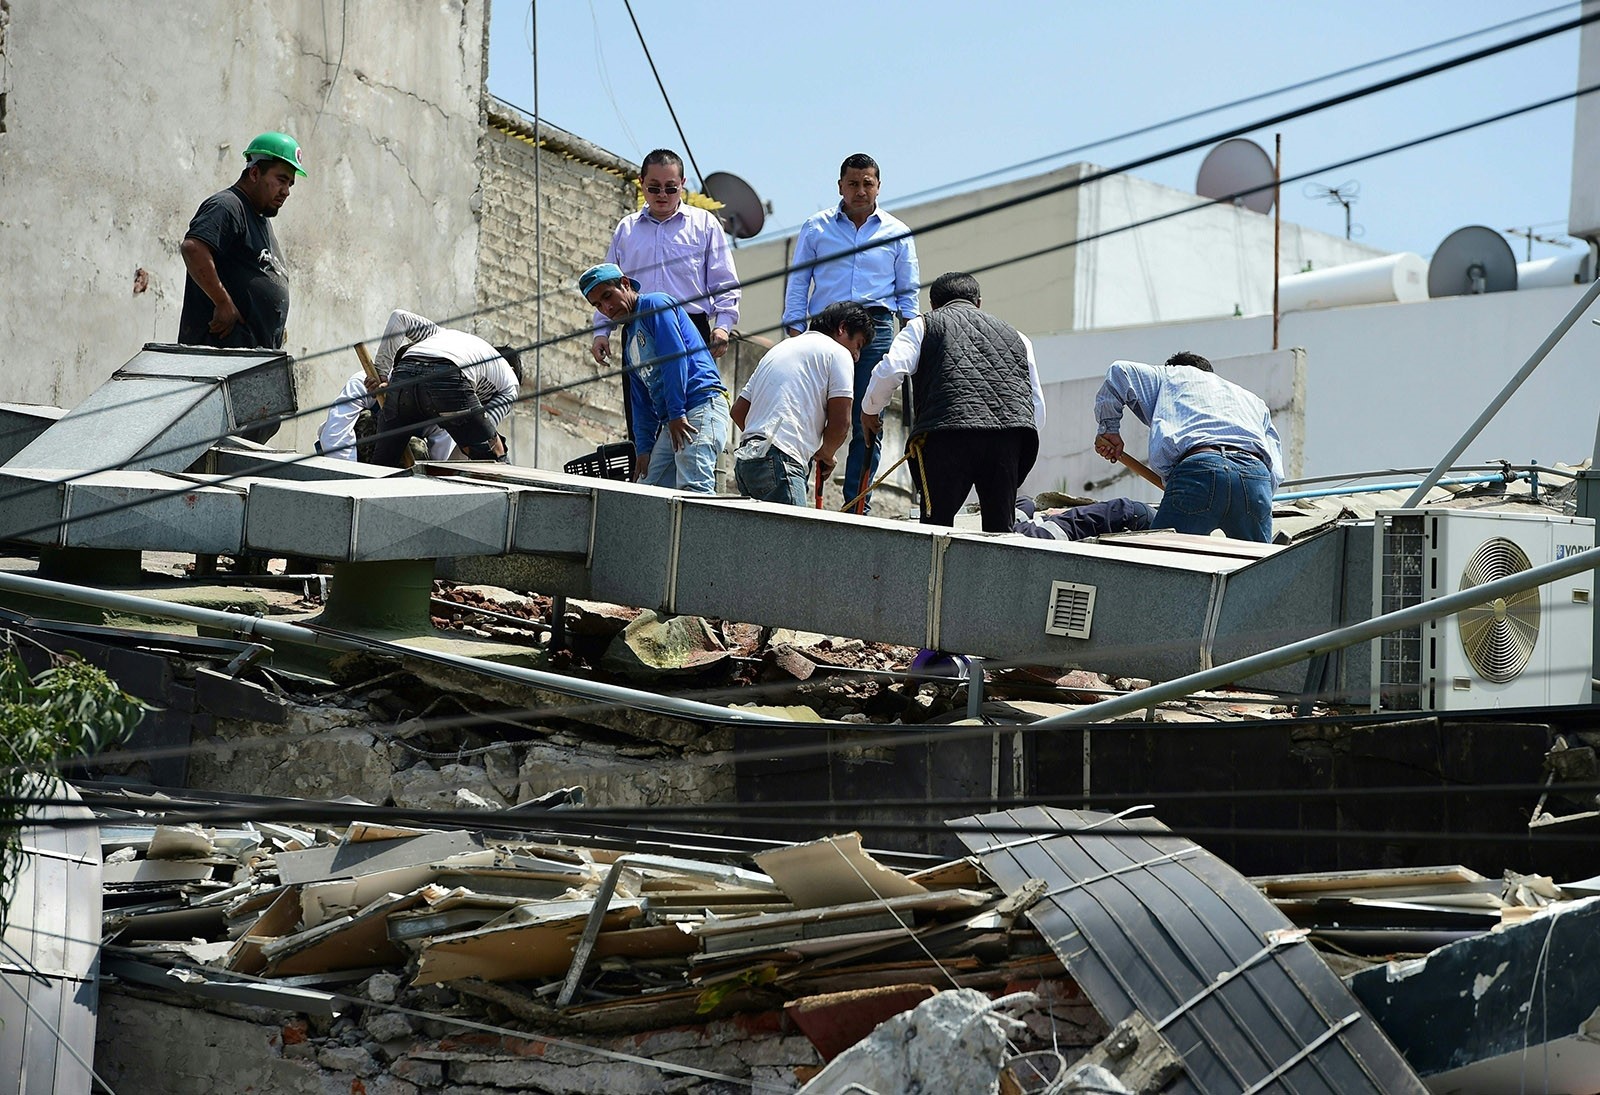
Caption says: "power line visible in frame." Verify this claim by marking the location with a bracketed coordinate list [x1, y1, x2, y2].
[621, 0, 707, 187]
[748, 1, 1579, 239]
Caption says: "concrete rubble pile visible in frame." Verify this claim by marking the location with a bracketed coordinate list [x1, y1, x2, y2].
[92, 799, 1107, 1092]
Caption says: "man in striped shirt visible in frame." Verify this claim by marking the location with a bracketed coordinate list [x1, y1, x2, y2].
[367, 309, 522, 467]
[1092, 352, 1284, 543]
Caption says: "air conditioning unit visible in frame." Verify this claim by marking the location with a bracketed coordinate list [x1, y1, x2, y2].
[1371, 509, 1594, 712]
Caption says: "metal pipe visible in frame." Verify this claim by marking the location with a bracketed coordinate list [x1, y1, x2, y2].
[1281, 463, 1572, 490]
[1404, 277, 1600, 507]
[530, 0, 542, 469]
[1030, 542, 1600, 729]
[1272, 133, 1282, 352]
[0, 571, 778, 725]
[1274, 472, 1519, 502]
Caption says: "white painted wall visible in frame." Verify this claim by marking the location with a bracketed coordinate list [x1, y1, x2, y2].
[1070, 172, 1383, 329]
[1570, 0, 1600, 240]
[1033, 284, 1600, 478]
[1026, 349, 1305, 503]
[0, 2, 488, 452]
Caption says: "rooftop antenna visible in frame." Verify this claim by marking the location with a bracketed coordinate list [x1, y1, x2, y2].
[1504, 225, 1573, 262]
[700, 172, 768, 242]
[1195, 137, 1276, 215]
[1303, 179, 1361, 239]
[1427, 226, 1518, 297]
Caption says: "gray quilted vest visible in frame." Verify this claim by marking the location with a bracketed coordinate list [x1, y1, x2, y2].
[910, 301, 1036, 440]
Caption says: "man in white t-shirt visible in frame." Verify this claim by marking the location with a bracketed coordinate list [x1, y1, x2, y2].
[731, 302, 873, 506]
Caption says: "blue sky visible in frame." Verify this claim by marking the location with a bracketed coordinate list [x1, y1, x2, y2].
[486, 1, 1582, 262]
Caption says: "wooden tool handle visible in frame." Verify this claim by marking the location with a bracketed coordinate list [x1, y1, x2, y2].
[354, 343, 384, 409]
[1120, 452, 1164, 490]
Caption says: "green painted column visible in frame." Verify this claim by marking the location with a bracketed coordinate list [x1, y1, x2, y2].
[316, 559, 437, 636]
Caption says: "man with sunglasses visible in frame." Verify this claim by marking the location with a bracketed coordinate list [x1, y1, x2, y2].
[591, 149, 740, 367]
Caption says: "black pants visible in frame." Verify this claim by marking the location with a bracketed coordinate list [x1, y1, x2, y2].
[915, 427, 1039, 532]
[373, 357, 500, 467]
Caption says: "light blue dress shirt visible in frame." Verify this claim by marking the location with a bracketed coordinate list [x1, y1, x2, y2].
[782, 203, 920, 330]
[1094, 360, 1285, 490]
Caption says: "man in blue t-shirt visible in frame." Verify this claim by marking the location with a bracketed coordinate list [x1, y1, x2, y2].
[579, 262, 730, 492]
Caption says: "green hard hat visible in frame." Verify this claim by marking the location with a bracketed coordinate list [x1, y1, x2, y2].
[243, 131, 307, 177]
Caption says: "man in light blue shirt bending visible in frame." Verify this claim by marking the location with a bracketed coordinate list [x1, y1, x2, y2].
[1092, 352, 1284, 543]
[782, 154, 919, 514]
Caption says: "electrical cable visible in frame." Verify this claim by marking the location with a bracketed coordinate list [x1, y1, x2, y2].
[621, 0, 707, 188]
[9, 9, 1595, 515]
[749, 1, 1579, 239]
[9, 67, 1599, 550]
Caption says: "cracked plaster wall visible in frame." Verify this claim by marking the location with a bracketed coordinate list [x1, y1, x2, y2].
[0, 1, 486, 450]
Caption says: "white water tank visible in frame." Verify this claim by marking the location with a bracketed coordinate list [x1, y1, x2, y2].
[1278, 253, 1428, 312]
[1517, 249, 1593, 289]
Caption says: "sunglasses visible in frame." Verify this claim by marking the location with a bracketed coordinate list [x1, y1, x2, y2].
[645, 183, 681, 195]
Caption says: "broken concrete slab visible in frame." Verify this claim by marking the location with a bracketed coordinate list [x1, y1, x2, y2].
[797, 987, 1026, 1094]
[389, 763, 510, 812]
[600, 610, 729, 677]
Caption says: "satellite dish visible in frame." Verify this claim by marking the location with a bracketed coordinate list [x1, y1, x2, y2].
[1195, 138, 1275, 215]
[701, 172, 766, 239]
[1427, 226, 1518, 297]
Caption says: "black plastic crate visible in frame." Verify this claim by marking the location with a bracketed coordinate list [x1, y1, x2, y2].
[563, 441, 634, 481]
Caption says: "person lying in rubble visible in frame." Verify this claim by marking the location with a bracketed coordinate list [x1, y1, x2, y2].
[579, 262, 731, 492]
[315, 370, 454, 463]
[1092, 351, 1283, 543]
[730, 302, 873, 505]
[1010, 496, 1154, 540]
[364, 309, 523, 467]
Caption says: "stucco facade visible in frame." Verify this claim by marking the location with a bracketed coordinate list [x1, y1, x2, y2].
[0, 1, 489, 453]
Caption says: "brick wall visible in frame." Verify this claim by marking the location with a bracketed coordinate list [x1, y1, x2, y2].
[476, 111, 636, 471]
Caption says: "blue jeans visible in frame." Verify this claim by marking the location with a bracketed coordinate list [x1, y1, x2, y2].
[1153, 450, 1274, 542]
[735, 446, 811, 506]
[642, 393, 730, 493]
[842, 313, 897, 513]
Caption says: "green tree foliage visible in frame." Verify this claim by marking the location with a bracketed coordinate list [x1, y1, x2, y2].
[0, 648, 146, 922]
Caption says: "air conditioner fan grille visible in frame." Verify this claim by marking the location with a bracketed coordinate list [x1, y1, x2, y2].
[1457, 537, 1539, 683]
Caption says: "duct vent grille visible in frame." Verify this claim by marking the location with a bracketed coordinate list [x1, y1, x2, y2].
[1377, 513, 1426, 710]
[1044, 581, 1096, 639]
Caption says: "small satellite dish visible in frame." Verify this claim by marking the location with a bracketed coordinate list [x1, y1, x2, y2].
[1195, 138, 1275, 215]
[1427, 226, 1518, 297]
[701, 172, 766, 239]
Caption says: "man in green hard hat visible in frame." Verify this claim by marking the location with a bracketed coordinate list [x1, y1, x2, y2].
[178, 131, 306, 351]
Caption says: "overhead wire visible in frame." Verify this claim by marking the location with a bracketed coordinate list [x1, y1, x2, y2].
[620, 0, 707, 187]
[0, 18, 1591, 807]
[6, 6, 1594, 494]
[749, 1, 1580, 238]
[7, 65, 1599, 549]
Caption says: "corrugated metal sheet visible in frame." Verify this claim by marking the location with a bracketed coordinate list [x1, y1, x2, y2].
[0, 781, 101, 1094]
[955, 806, 1424, 1094]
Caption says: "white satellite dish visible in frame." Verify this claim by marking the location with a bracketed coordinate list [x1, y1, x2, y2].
[1427, 226, 1517, 297]
[701, 172, 766, 239]
[1196, 138, 1275, 215]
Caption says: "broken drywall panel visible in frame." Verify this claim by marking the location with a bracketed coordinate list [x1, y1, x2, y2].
[274, 830, 483, 884]
[223, 887, 303, 975]
[263, 889, 427, 976]
[755, 833, 928, 909]
[412, 897, 644, 986]
[145, 825, 215, 859]
[102, 860, 216, 885]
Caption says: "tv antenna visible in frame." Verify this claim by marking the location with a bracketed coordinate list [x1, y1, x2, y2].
[1303, 179, 1361, 239]
[1503, 225, 1573, 262]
